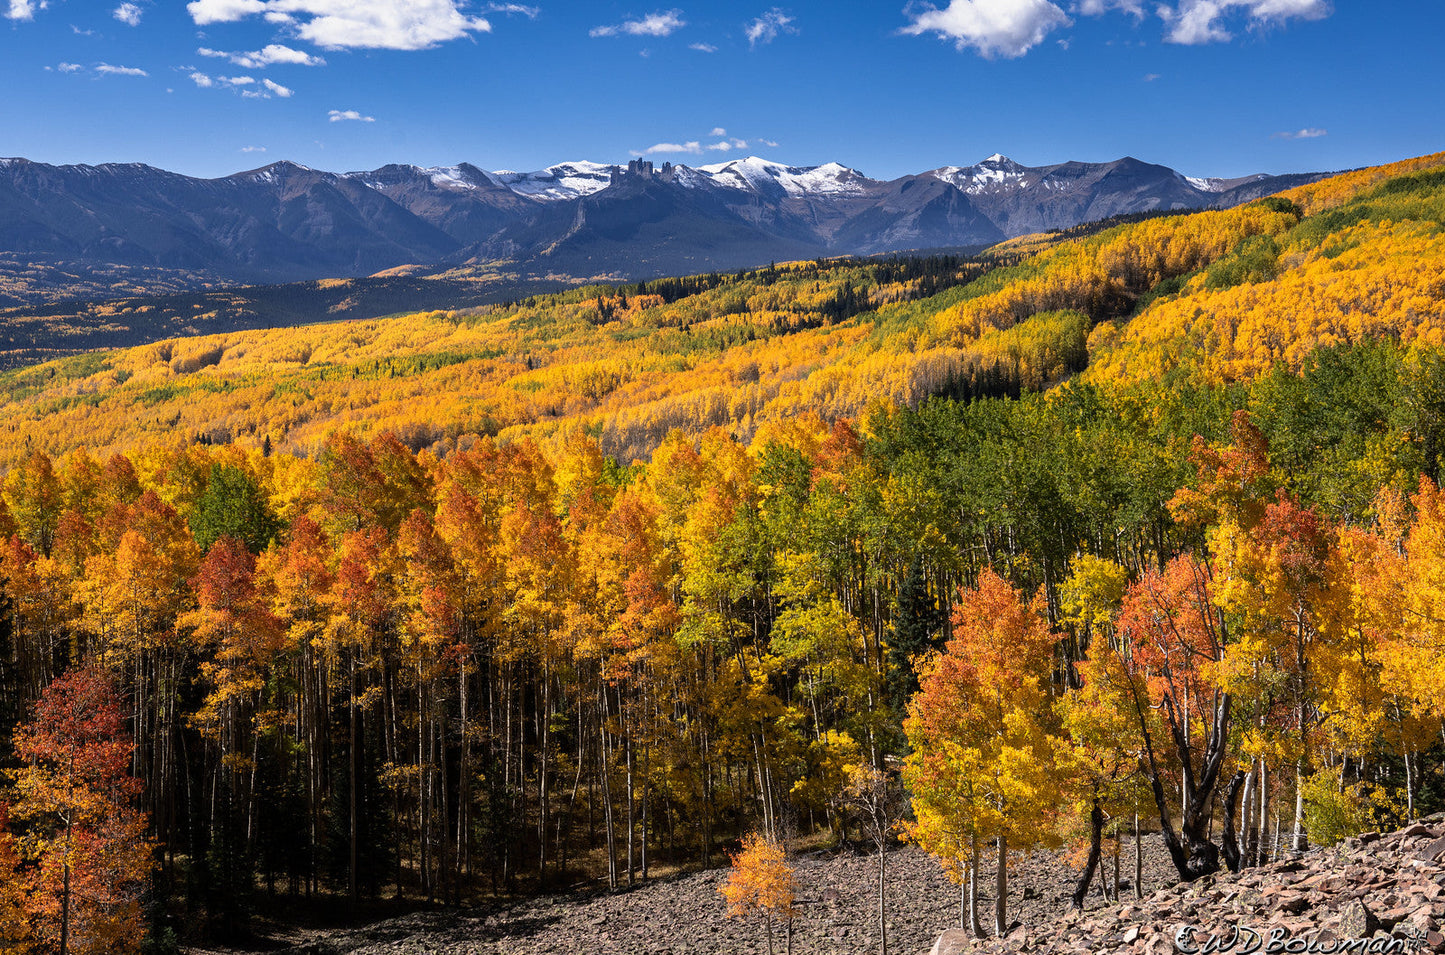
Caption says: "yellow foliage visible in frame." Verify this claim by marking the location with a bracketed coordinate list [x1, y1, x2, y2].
[1278, 152, 1445, 216]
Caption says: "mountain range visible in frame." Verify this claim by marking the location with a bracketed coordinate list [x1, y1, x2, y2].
[0, 153, 1328, 296]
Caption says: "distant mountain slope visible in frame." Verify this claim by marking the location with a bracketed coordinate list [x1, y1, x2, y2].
[0, 153, 1327, 301]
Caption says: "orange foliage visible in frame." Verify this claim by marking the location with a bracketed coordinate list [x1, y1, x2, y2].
[7, 667, 153, 955]
[720, 830, 796, 954]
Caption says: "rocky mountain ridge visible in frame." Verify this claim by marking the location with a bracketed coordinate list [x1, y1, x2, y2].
[0, 153, 1328, 298]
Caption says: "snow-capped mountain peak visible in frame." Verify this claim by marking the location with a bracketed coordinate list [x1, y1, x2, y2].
[929, 155, 1033, 194]
[234, 160, 320, 185]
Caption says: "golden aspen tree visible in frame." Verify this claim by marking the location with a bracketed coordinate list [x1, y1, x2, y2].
[905, 569, 1063, 937]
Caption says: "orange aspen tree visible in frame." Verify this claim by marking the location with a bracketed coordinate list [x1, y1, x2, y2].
[720, 831, 797, 955]
[8, 667, 153, 955]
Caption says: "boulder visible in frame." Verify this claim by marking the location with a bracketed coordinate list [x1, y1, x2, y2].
[1421, 837, 1445, 864]
[931, 928, 975, 955]
[1338, 900, 1382, 938]
[1279, 894, 1312, 914]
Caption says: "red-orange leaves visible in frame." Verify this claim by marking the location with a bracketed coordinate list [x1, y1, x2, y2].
[1116, 554, 1223, 724]
[8, 667, 153, 955]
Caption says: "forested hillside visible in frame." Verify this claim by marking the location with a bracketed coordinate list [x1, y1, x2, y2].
[0, 153, 1443, 951]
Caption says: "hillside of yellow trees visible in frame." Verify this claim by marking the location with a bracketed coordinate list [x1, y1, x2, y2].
[0, 152, 1440, 471]
[1, 153, 1444, 949]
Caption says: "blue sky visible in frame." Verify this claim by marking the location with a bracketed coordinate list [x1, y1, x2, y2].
[2, 0, 1441, 181]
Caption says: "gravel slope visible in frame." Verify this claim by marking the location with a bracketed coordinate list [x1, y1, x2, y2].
[189, 839, 1181, 955]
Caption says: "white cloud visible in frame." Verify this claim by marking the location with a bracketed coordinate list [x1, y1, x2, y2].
[1143, 71, 1161, 80]
[486, 2, 537, 16]
[645, 141, 703, 154]
[58, 62, 83, 72]
[758, 138, 779, 147]
[187, 0, 492, 50]
[329, 108, 375, 122]
[192, 70, 293, 97]
[1249, 0, 1331, 19]
[689, 41, 716, 51]
[241, 145, 267, 152]
[72, 24, 97, 34]
[1158, 0, 1230, 42]
[902, 0, 1070, 58]
[707, 138, 750, 151]
[295, 2, 491, 50]
[1157, 0, 1330, 45]
[7, 0, 38, 21]
[745, 8, 796, 47]
[709, 127, 727, 137]
[96, 63, 149, 76]
[200, 43, 326, 67]
[1075, 0, 1143, 15]
[1272, 127, 1326, 139]
[246, 43, 326, 66]
[590, 9, 684, 37]
[113, 2, 142, 25]
[186, 0, 265, 25]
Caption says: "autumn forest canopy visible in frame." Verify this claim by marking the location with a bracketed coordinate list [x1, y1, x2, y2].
[1, 152, 1444, 950]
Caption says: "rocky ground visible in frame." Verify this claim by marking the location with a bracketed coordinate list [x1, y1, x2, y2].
[932, 815, 1445, 955]
[185, 816, 1445, 955]
[188, 838, 1178, 955]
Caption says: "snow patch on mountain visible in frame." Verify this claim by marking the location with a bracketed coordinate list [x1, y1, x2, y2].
[667, 165, 714, 190]
[492, 162, 615, 201]
[695, 157, 868, 197]
[1183, 175, 1228, 193]
[426, 165, 494, 190]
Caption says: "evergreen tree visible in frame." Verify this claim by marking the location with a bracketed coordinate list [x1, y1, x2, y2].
[887, 554, 942, 716]
[189, 464, 280, 555]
